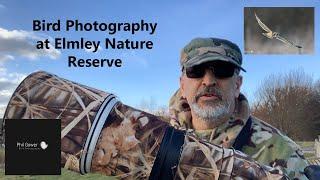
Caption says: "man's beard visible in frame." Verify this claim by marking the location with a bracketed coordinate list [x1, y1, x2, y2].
[190, 86, 232, 122]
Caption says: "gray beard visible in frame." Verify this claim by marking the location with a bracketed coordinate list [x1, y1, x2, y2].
[190, 100, 231, 122]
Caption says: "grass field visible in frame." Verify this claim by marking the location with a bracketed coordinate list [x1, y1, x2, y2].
[297, 141, 315, 148]
[297, 141, 317, 159]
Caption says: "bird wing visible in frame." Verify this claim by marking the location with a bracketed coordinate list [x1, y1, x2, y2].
[275, 35, 302, 48]
[254, 12, 272, 33]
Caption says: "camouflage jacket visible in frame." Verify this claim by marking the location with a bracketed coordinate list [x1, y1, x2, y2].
[169, 89, 308, 179]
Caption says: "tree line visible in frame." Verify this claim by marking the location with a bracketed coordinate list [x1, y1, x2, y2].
[252, 69, 320, 141]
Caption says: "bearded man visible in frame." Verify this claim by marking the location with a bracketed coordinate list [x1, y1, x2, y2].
[169, 37, 309, 179]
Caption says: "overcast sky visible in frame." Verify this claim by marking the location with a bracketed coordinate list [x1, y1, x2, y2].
[0, 0, 319, 117]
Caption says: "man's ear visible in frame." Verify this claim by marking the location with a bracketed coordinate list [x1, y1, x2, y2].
[180, 76, 185, 98]
[235, 75, 243, 98]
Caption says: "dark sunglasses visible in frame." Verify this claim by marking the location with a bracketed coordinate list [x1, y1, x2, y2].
[185, 61, 237, 79]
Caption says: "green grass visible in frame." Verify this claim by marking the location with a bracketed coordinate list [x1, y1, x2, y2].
[304, 153, 316, 159]
[297, 141, 317, 159]
[297, 141, 314, 147]
[0, 146, 4, 166]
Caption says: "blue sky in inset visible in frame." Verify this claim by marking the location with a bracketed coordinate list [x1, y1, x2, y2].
[0, 0, 319, 113]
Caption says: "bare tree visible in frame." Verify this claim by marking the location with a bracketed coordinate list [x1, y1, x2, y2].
[252, 69, 320, 141]
[138, 97, 170, 121]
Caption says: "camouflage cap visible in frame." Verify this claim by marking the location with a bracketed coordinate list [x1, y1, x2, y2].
[180, 37, 246, 72]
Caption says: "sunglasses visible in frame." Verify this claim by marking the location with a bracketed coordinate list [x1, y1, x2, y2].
[185, 61, 237, 79]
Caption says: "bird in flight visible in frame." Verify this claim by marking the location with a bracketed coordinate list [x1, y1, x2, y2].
[254, 12, 302, 49]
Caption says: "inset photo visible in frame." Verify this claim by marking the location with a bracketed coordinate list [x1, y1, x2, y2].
[244, 7, 314, 54]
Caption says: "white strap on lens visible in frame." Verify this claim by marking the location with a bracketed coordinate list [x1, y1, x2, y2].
[79, 94, 119, 174]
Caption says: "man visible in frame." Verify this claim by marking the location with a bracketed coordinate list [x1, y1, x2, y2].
[169, 37, 308, 179]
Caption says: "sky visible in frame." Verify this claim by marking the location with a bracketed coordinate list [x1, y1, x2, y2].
[0, 0, 319, 117]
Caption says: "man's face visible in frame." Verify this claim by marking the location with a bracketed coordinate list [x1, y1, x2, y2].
[180, 61, 242, 122]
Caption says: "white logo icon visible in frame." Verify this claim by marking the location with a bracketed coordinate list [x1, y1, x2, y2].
[40, 141, 48, 150]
